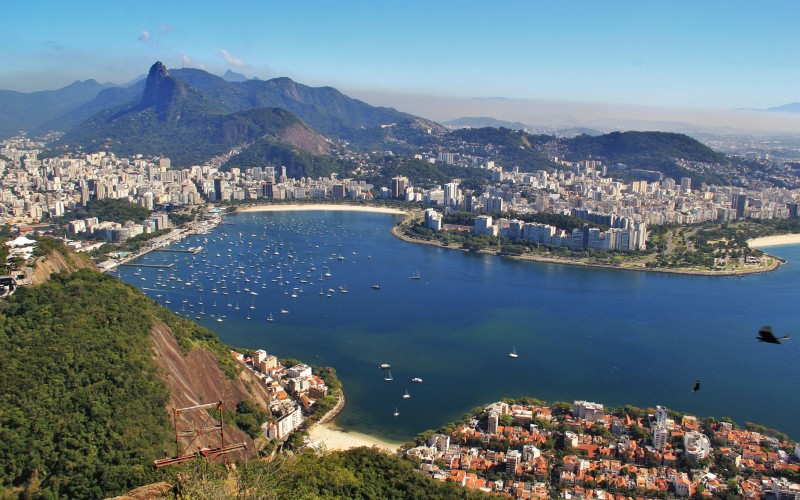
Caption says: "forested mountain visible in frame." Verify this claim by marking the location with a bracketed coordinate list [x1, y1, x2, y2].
[442, 127, 735, 185]
[60, 62, 330, 169]
[0, 267, 265, 498]
[561, 131, 731, 183]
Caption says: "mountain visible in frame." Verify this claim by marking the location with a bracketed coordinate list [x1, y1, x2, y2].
[0, 80, 118, 138]
[562, 131, 731, 184]
[766, 102, 800, 113]
[222, 69, 249, 82]
[0, 264, 272, 498]
[52, 63, 438, 150]
[61, 62, 331, 170]
[51, 61, 449, 169]
[444, 116, 531, 130]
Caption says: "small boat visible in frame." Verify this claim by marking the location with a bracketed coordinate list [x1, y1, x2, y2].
[509, 346, 519, 359]
[411, 377, 423, 383]
[267, 313, 274, 322]
[371, 284, 381, 290]
[393, 407, 399, 417]
[403, 390, 411, 399]
[280, 309, 289, 314]
[380, 363, 391, 369]
[410, 270, 421, 280]
[384, 370, 394, 382]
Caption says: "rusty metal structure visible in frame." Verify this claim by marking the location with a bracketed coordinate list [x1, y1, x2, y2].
[154, 401, 247, 468]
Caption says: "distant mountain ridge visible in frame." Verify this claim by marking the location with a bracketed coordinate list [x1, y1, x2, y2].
[0, 79, 119, 138]
[444, 116, 531, 130]
[766, 102, 800, 113]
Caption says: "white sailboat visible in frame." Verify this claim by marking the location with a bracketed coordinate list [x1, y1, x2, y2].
[403, 390, 411, 399]
[393, 406, 399, 417]
[410, 269, 421, 280]
[509, 345, 519, 358]
[384, 370, 394, 382]
[267, 313, 274, 322]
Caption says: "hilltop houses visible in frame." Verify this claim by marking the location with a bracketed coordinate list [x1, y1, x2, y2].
[234, 348, 329, 442]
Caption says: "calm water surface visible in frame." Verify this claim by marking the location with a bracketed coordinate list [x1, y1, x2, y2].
[117, 210, 800, 441]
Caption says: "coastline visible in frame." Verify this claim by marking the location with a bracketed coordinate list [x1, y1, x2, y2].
[237, 203, 407, 215]
[391, 225, 782, 276]
[307, 422, 402, 453]
[748, 234, 800, 248]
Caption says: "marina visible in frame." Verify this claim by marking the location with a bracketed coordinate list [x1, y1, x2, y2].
[115, 209, 800, 442]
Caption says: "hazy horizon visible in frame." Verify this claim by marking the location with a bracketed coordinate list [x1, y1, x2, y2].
[3, 1, 800, 135]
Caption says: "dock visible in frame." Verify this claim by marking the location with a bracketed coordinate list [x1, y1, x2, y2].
[118, 263, 174, 268]
[153, 246, 203, 254]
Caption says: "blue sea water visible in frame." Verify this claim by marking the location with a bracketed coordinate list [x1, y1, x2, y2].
[117, 210, 800, 441]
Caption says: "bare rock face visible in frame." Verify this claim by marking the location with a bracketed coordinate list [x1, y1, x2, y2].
[150, 322, 272, 460]
[109, 481, 172, 500]
[139, 61, 186, 119]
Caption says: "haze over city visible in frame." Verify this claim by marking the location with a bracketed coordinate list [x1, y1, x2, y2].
[3, 1, 800, 133]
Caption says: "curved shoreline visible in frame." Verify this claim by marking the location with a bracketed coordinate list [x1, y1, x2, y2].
[391, 225, 783, 276]
[230, 202, 787, 276]
[236, 203, 406, 215]
[748, 234, 800, 248]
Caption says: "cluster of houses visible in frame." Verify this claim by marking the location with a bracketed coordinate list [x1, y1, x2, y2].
[405, 400, 800, 498]
[233, 349, 328, 441]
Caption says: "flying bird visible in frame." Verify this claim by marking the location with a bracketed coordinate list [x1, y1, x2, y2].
[757, 326, 790, 344]
[692, 379, 701, 393]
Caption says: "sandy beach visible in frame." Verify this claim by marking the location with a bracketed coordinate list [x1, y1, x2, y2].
[307, 423, 402, 453]
[237, 204, 407, 215]
[748, 234, 800, 248]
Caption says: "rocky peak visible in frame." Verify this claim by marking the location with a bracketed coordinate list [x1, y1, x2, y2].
[139, 61, 185, 117]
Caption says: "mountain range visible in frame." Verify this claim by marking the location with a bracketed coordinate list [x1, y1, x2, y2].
[0, 61, 756, 186]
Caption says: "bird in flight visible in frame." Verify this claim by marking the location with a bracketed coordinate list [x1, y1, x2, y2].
[692, 380, 701, 393]
[757, 326, 790, 344]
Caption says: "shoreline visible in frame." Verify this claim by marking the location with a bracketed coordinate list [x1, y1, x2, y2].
[307, 422, 403, 453]
[236, 203, 407, 215]
[391, 226, 782, 276]
[748, 234, 800, 248]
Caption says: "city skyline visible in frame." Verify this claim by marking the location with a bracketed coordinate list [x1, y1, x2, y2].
[2, 1, 800, 133]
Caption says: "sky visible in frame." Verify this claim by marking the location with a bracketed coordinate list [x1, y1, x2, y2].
[2, 1, 799, 131]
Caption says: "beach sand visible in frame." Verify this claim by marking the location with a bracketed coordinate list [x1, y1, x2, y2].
[237, 204, 407, 215]
[307, 423, 403, 453]
[748, 234, 800, 248]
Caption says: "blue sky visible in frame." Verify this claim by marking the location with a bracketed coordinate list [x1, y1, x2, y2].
[2, 1, 799, 111]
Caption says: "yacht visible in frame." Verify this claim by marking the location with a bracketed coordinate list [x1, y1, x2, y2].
[411, 377, 423, 383]
[380, 363, 391, 369]
[403, 390, 411, 399]
[384, 370, 394, 382]
[393, 407, 399, 417]
[509, 346, 519, 358]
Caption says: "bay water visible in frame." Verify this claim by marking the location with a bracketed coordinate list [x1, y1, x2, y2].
[117, 210, 800, 441]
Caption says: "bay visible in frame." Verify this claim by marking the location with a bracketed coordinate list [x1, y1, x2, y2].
[117, 210, 800, 441]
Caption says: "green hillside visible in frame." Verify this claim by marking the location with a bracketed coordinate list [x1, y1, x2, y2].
[0, 270, 236, 499]
[168, 446, 487, 499]
[563, 131, 730, 184]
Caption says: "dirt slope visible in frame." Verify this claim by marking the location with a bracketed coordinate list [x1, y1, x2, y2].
[150, 322, 271, 460]
[30, 250, 97, 285]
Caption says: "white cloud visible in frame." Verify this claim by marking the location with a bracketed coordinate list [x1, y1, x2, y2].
[159, 24, 173, 32]
[219, 49, 247, 68]
[138, 30, 151, 43]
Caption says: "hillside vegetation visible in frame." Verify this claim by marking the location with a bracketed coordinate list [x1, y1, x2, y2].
[163, 447, 487, 499]
[0, 269, 240, 499]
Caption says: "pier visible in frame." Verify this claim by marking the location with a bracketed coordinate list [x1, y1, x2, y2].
[118, 263, 174, 268]
[153, 246, 203, 254]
